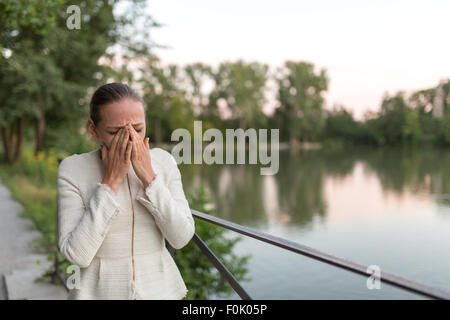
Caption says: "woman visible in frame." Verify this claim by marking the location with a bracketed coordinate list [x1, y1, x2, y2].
[57, 82, 195, 300]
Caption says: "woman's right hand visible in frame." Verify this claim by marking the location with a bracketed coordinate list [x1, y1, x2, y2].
[100, 127, 133, 194]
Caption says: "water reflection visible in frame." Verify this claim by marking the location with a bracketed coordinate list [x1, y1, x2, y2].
[180, 146, 450, 227]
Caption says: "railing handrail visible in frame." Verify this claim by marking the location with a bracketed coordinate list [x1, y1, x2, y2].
[190, 209, 450, 300]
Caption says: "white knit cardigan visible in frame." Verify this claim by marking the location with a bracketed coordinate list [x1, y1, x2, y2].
[57, 147, 195, 299]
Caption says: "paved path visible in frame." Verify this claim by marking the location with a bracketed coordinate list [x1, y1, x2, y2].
[0, 177, 67, 300]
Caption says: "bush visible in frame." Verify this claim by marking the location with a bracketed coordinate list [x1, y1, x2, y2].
[176, 185, 252, 300]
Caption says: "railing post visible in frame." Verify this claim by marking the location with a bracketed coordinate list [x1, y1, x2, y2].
[192, 233, 252, 300]
[165, 239, 174, 258]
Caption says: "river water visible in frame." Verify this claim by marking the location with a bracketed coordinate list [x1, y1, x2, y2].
[178, 146, 450, 299]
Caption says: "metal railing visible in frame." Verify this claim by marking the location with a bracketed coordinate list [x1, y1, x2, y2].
[189, 209, 450, 300]
[55, 160, 450, 300]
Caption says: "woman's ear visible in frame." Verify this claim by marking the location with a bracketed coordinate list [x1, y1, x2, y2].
[87, 118, 99, 139]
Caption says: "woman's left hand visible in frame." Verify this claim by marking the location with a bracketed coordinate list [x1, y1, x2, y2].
[127, 123, 156, 188]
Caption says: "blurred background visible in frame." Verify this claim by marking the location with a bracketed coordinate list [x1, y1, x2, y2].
[0, 0, 449, 299]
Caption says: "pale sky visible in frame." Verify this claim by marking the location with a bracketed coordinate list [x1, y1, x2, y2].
[146, 0, 450, 120]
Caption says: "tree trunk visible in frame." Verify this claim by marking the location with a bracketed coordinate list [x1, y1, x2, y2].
[13, 117, 24, 163]
[1, 126, 12, 163]
[1, 117, 24, 164]
[35, 108, 46, 156]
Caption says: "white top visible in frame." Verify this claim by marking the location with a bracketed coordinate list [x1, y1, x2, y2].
[57, 147, 195, 299]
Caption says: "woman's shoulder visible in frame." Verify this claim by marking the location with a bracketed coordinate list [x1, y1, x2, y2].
[150, 147, 176, 163]
[150, 147, 178, 167]
[58, 148, 100, 175]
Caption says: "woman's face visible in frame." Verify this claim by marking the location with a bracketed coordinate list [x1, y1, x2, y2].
[88, 97, 146, 150]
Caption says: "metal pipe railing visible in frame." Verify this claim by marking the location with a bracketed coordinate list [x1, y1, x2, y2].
[190, 209, 450, 300]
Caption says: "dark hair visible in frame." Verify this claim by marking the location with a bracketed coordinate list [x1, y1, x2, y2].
[89, 82, 147, 126]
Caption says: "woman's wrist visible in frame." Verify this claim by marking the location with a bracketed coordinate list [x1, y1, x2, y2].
[142, 171, 156, 189]
[101, 176, 120, 194]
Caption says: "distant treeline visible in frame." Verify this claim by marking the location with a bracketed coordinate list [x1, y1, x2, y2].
[322, 82, 450, 147]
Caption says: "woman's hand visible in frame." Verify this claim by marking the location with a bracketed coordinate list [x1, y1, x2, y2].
[100, 127, 133, 194]
[127, 123, 156, 188]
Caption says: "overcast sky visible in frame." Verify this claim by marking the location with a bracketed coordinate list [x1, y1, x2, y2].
[146, 0, 450, 120]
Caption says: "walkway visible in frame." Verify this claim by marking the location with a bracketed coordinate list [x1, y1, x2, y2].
[0, 178, 67, 300]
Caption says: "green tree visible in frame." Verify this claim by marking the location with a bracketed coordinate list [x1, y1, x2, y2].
[377, 92, 422, 145]
[182, 63, 223, 130]
[436, 107, 450, 145]
[0, 0, 64, 162]
[183, 63, 213, 116]
[274, 61, 328, 145]
[140, 61, 195, 143]
[43, 0, 160, 154]
[323, 105, 365, 144]
[209, 60, 269, 130]
[1, 0, 160, 161]
[402, 108, 422, 144]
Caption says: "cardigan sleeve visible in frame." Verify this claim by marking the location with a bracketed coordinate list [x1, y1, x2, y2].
[57, 156, 122, 268]
[136, 151, 195, 250]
